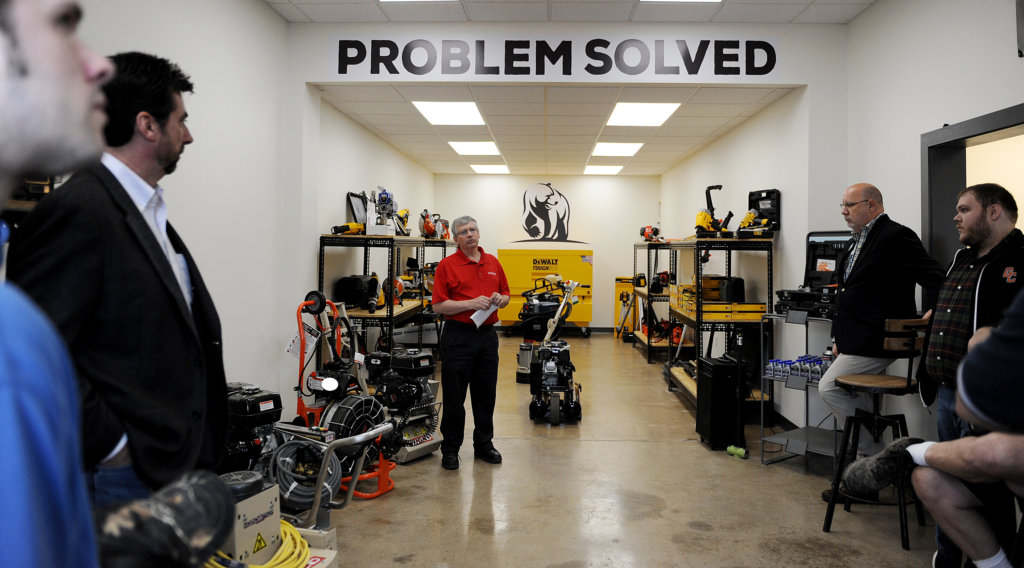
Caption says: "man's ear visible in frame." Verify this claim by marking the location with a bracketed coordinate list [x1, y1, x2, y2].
[989, 203, 1003, 222]
[135, 112, 159, 142]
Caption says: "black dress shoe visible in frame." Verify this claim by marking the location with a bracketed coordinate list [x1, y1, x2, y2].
[475, 448, 502, 464]
[441, 454, 460, 470]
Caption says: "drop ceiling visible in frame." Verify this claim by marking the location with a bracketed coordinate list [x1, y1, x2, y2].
[266, 0, 874, 175]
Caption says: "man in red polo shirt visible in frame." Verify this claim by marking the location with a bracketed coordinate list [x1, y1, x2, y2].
[432, 216, 510, 470]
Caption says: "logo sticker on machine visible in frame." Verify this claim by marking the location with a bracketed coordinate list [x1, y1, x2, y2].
[259, 400, 275, 412]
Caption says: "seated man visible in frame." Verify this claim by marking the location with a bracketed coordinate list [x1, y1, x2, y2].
[843, 289, 1024, 568]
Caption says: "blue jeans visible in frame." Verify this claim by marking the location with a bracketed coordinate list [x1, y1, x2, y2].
[934, 384, 975, 567]
[88, 464, 152, 511]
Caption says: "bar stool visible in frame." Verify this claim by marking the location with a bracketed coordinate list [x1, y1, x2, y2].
[822, 318, 928, 550]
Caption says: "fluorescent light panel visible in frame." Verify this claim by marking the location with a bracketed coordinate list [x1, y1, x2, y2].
[593, 142, 643, 157]
[449, 141, 500, 156]
[607, 102, 680, 127]
[412, 101, 484, 125]
[585, 165, 623, 175]
[471, 164, 509, 174]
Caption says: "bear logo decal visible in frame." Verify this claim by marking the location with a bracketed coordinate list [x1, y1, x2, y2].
[522, 182, 570, 241]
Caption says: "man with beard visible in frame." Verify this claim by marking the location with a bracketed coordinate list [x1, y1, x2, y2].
[916, 183, 1024, 568]
[8, 51, 228, 510]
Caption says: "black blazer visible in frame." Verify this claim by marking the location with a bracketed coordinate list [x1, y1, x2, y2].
[8, 162, 227, 489]
[832, 214, 944, 357]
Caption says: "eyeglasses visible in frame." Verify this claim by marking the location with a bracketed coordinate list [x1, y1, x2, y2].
[839, 199, 869, 210]
[456, 227, 478, 237]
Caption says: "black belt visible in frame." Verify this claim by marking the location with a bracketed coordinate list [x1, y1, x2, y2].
[444, 319, 493, 331]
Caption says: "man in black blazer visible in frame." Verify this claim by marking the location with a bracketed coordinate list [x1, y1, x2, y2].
[7, 52, 227, 509]
[819, 183, 944, 470]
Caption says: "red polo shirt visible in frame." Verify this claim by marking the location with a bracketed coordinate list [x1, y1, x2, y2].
[432, 246, 510, 325]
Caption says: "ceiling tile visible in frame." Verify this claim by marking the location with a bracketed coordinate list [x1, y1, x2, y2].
[293, 3, 387, 22]
[712, 3, 808, 23]
[631, 3, 722, 23]
[547, 102, 614, 116]
[551, 2, 634, 21]
[471, 85, 546, 103]
[617, 86, 698, 103]
[268, 4, 312, 22]
[343, 101, 418, 115]
[465, 2, 549, 21]
[396, 85, 476, 101]
[378, 2, 469, 22]
[320, 85, 405, 102]
[546, 86, 621, 103]
[793, 3, 871, 24]
[477, 101, 546, 115]
[689, 86, 776, 104]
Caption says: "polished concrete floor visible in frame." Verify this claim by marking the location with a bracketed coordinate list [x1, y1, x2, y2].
[331, 333, 936, 567]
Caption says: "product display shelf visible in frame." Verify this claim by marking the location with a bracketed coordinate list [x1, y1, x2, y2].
[664, 238, 773, 386]
[318, 234, 428, 353]
[759, 311, 841, 465]
[631, 241, 675, 363]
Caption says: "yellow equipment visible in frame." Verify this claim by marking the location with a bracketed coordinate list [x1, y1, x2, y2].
[695, 184, 734, 237]
[331, 222, 364, 235]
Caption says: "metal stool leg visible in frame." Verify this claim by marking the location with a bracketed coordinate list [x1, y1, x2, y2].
[824, 415, 857, 533]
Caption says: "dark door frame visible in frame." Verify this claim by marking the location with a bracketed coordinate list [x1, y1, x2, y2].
[921, 102, 1024, 264]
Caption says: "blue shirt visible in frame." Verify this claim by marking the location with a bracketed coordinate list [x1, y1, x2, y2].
[0, 282, 99, 567]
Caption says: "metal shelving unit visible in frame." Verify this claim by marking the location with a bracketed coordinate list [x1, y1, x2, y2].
[631, 241, 675, 363]
[759, 311, 840, 465]
[664, 238, 773, 404]
[318, 234, 449, 352]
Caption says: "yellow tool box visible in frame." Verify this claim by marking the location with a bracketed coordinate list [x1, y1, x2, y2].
[496, 249, 593, 326]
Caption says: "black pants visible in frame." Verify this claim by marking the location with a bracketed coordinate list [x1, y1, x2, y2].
[439, 321, 499, 455]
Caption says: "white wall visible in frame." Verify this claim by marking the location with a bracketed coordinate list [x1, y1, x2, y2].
[968, 135, 1024, 226]
[81, 0, 293, 396]
[433, 174, 660, 327]
[847, 0, 1024, 231]
[318, 101, 435, 280]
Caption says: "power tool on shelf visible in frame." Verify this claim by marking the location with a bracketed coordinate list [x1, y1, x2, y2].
[695, 184, 734, 238]
[331, 222, 365, 235]
[640, 224, 662, 242]
[418, 209, 451, 239]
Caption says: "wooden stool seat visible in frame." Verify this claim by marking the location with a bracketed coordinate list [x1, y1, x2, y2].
[836, 374, 918, 393]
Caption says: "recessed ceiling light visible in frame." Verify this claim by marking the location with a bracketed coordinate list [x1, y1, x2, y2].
[471, 165, 509, 175]
[449, 141, 500, 156]
[412, 101, 485, 125]
[593, 142, 643, 157]
[607, 102, 680, 127]
[585, 165, 623, 175]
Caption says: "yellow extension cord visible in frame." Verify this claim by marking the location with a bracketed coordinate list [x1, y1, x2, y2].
[203, 519, 310, 568]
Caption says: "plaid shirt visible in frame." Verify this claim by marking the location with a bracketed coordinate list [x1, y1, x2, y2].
[925, 235, 1021, 385]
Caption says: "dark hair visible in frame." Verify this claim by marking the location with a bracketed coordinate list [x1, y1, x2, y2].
[961, 183, 1018, 223]
[103, 52, 194, 148]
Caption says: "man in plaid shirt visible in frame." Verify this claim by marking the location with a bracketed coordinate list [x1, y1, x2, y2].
[921, 183, 1024, 568]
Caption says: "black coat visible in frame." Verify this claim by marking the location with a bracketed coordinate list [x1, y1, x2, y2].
[832, 214, 945, 357]
[7, 162, 227, 489]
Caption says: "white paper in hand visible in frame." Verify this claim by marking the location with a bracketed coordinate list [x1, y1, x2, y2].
[471, 304, 498, 327]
